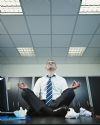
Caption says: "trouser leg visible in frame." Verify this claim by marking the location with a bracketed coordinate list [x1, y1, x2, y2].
[21, 88, 75, 117]
[50, 88, 75, 109]
[21, 88, 53, 116]
[21, 88, 45, 112]
[47, 88, 75, 117]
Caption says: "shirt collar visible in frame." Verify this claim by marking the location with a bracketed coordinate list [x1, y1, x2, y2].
[46, 73, 56, 78]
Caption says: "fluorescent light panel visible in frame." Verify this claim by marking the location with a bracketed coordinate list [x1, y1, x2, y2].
[79, 0, 100, 14]
[17, 48, 35, 56]
[68, 47, 86, 56]
[0, 0, 23, 15]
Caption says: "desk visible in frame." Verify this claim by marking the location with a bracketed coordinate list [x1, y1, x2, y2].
[0, 116, 100, 124]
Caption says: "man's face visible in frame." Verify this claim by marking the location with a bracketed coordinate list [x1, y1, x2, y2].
[46, 60, 57, 72]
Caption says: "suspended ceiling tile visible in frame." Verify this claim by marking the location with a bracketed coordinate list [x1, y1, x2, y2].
[11, 35, 31, 42]
[13, 41, 33, 47]
[35, 47, 51, 57]
[52, 35, 71, 47]
[96, 26, 100, 34]
[11, 35, 33, 47]
[0, 16, 29, 34]
[75, 15, 100, 34]
[71, 35, 92, 47]
[0, 35, 14, 47]
[52, 0, 80, 15]
[52, 48, 68, 56]
[89, 35, 100, 47]
[0, 48, 20, 57]
[0, 51, 4, 57]
[0, 22, 7, 34]
[32, 35, 51, 47]
[21, 0, 50, 15]
[83, 47, 100, 57]
[52, 16, 76, 34]
[26, 16, 50, 34]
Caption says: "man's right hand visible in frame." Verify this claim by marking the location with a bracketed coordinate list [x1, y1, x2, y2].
[18, 83, 28, 89]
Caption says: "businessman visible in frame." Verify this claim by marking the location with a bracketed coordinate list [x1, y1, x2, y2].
[18, 59, 80, 117]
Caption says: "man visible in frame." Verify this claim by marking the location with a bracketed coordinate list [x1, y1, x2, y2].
[18, 59, 80, 117]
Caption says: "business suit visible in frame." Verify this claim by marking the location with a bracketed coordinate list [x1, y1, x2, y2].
[21, 87, 75, 117]
[18, 59, 80, 117]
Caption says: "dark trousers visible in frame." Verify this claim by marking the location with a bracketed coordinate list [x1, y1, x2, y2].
[21, 88, 75, 117]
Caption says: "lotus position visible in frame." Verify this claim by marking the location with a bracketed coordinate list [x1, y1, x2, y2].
[18, 59, 80, 117]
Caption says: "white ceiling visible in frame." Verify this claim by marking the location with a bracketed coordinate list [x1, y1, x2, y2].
[0, 0, 100, 64]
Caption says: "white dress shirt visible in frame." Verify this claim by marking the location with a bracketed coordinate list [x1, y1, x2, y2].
[33, 74, 68, 100]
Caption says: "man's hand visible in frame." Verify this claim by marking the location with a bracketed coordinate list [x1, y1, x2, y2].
[71, 80, 80, 89]
[18, 83, 28, 89]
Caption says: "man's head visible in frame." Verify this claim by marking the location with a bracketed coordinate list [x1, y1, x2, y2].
[45, 59, 57, 74]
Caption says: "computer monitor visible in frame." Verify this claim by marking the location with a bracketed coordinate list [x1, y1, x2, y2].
[0, 76, 9, 112]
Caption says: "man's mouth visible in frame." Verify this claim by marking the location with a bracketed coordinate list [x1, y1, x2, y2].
[48, 67, 54, 70]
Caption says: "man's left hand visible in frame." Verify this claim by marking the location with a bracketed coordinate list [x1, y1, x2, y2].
[71, 80, 80, 89]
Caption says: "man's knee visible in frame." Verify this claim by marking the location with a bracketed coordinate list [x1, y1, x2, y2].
[63, 88, 75, 99]
[21, 88, 29, 98]
[21, 90, 26, 98]
[69, 88, 75, 99]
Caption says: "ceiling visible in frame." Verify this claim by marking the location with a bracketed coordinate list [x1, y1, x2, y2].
[0, 0, 100, 64]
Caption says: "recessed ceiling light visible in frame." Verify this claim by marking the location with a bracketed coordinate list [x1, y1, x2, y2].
[79, 0, 100, 14]
[17, 48, 35, 56]
[0, 0, 23, 15]
[68, 47, 86, 56]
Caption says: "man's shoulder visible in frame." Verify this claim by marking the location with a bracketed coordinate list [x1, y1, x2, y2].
[56, 74, 66, 80]
[36, 76, 46, 81]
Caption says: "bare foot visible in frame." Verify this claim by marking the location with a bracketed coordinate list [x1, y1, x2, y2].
[18, 83, 28, 89]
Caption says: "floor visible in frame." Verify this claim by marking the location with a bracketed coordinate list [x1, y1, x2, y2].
[0, 116, 100, 124]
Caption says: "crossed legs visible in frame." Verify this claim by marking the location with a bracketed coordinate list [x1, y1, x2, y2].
[21, 88, 75, 117]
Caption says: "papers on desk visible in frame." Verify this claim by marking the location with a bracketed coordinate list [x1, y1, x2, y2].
[14, 107, 27, 118]
[79, 107, 92, 117]
[0, 107, 28, 121]
[65, 107, 92, 119]
[65, 108, 80, 119]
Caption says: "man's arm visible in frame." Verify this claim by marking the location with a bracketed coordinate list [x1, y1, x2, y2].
[17, 79, 41, 98]
[33, 79, 41, 98]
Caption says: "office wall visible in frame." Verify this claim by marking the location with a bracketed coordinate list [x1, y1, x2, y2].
[1, 64, 100, 77]
[0, 64, 3, 76]
[1, 64, 100, 115]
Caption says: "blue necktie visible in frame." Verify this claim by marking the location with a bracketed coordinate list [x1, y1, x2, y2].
[46, 77, 52, 106]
